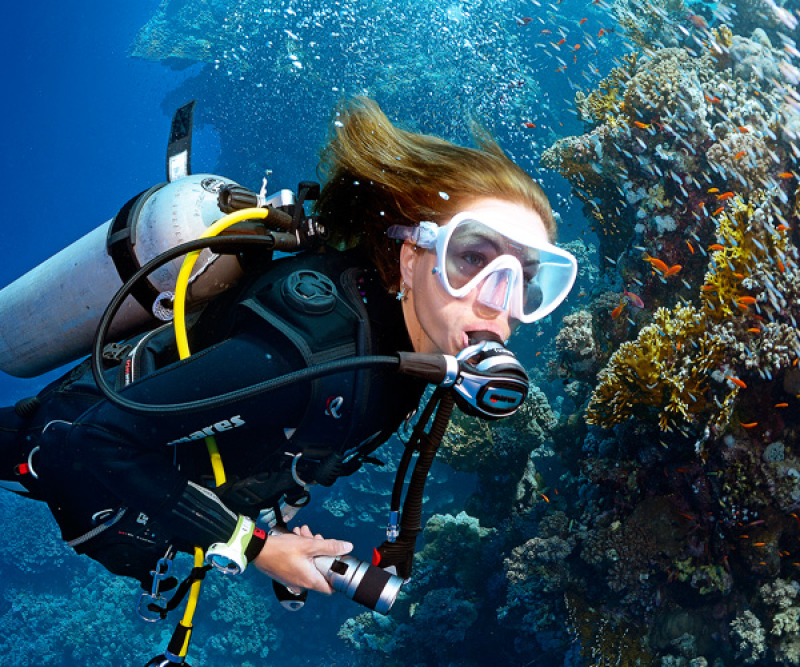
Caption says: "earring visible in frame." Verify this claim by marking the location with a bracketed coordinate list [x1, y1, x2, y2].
[396, 281, 407, 301]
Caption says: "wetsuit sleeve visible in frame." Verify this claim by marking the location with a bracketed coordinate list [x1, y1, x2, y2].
[67, 331, 309, 549]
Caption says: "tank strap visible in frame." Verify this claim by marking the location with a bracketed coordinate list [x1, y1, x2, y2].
[106, 183, 166, 314]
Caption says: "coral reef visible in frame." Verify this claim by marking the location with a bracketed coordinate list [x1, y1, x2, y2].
[586, 303, 732, 432]
[535, 10, 800, 667]
[553, 309, 603, 381]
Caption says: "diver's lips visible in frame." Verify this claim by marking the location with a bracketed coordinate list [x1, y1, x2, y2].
[462, 327, 506, 349]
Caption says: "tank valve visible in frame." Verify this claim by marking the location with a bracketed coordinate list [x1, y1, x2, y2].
[218, 185, 261, 213]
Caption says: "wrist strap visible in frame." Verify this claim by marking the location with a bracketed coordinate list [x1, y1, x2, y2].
[245, 524, 267, 563]
[206, 516, 267, 575]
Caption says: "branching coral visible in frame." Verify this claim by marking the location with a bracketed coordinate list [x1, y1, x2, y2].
[586, 304, 731, 432]
[575, 53, 639, 126]
[731, 610, 768, 664]
[612, 0, 686, 49]
[624, 48, 707, 124]
[707, 131, 775, 191]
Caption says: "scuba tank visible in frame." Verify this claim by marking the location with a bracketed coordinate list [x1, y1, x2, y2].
[0, 102, 256, 378]
[0, 174, 243, 378]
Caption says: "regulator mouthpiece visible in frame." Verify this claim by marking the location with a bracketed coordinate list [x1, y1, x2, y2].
[453, 339, 529, 419]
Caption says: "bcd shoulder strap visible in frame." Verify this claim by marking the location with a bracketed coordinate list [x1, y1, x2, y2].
[233, 251, 377, 483]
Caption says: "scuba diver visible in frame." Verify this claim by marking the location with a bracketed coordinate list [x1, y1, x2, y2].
[0, 97, 576, 660]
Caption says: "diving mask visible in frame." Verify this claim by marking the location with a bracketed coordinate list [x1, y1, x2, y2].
[388, 211, 577, 323]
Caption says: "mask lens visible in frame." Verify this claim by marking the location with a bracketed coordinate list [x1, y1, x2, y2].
[445, 221, 539, 290]
[436, 215, 577, 323]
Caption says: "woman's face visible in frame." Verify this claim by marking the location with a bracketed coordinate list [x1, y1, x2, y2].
[399, 198, 550, 355]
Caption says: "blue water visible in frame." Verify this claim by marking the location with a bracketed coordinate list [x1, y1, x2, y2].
[3, 0, 799, 665]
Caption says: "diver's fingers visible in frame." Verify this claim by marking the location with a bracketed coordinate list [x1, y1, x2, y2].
[295, 524, 315, 538]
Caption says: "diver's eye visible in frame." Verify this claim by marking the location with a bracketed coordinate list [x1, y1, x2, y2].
[461, 251, 489, 270]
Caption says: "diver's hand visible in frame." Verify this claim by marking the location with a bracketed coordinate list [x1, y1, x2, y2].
[252, 524, 352, 594]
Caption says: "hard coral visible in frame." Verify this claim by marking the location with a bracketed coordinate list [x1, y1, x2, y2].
[553, 309, 602, 380]
[701, 190, 796, 326]
[731, 610, 767, 664]
[623, 48, 706, 125]
[586, 304, 729, 432]
[707, 131, 774, 191]
[575, 53, 638, 126]
[566, 592, 654, 666]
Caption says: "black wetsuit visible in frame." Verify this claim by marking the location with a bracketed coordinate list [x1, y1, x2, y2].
[1, 248, 426, 586]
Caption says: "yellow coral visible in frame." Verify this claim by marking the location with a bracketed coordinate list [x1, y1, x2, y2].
[712, 24, 733, 49]
[586, 304, 729, 432]
[565, 593, 653, 666]
[575, 53, 637, 125]
[701, 191, 790, 322]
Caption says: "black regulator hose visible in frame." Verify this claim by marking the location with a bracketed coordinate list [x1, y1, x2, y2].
[91, 235, 402, 416]
[399, 391, 455, 535]
[376, 388, 456, 579]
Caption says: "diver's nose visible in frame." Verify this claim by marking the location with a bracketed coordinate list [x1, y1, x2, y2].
[475, 269, 514, 314]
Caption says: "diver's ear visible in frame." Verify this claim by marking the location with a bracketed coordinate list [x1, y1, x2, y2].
[399, 242, 418, 290]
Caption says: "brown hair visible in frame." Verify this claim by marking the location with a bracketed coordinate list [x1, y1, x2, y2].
[316, 97, 556, 291]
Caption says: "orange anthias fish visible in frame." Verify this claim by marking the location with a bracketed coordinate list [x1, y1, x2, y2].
[579, 17, 588, 24]
[716, 192, 735, 201]
[611, 301, 627, 319]
[727, 376, 747, 389]
[664, 264, 682, 277]
[734, 151, 746, 160]
[778, 172, 794, 179]
[522, 122, 537, 128]
[633, 121, 651, 129]
[643, 253, 669, 273]
[737, 296, 757, 305]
